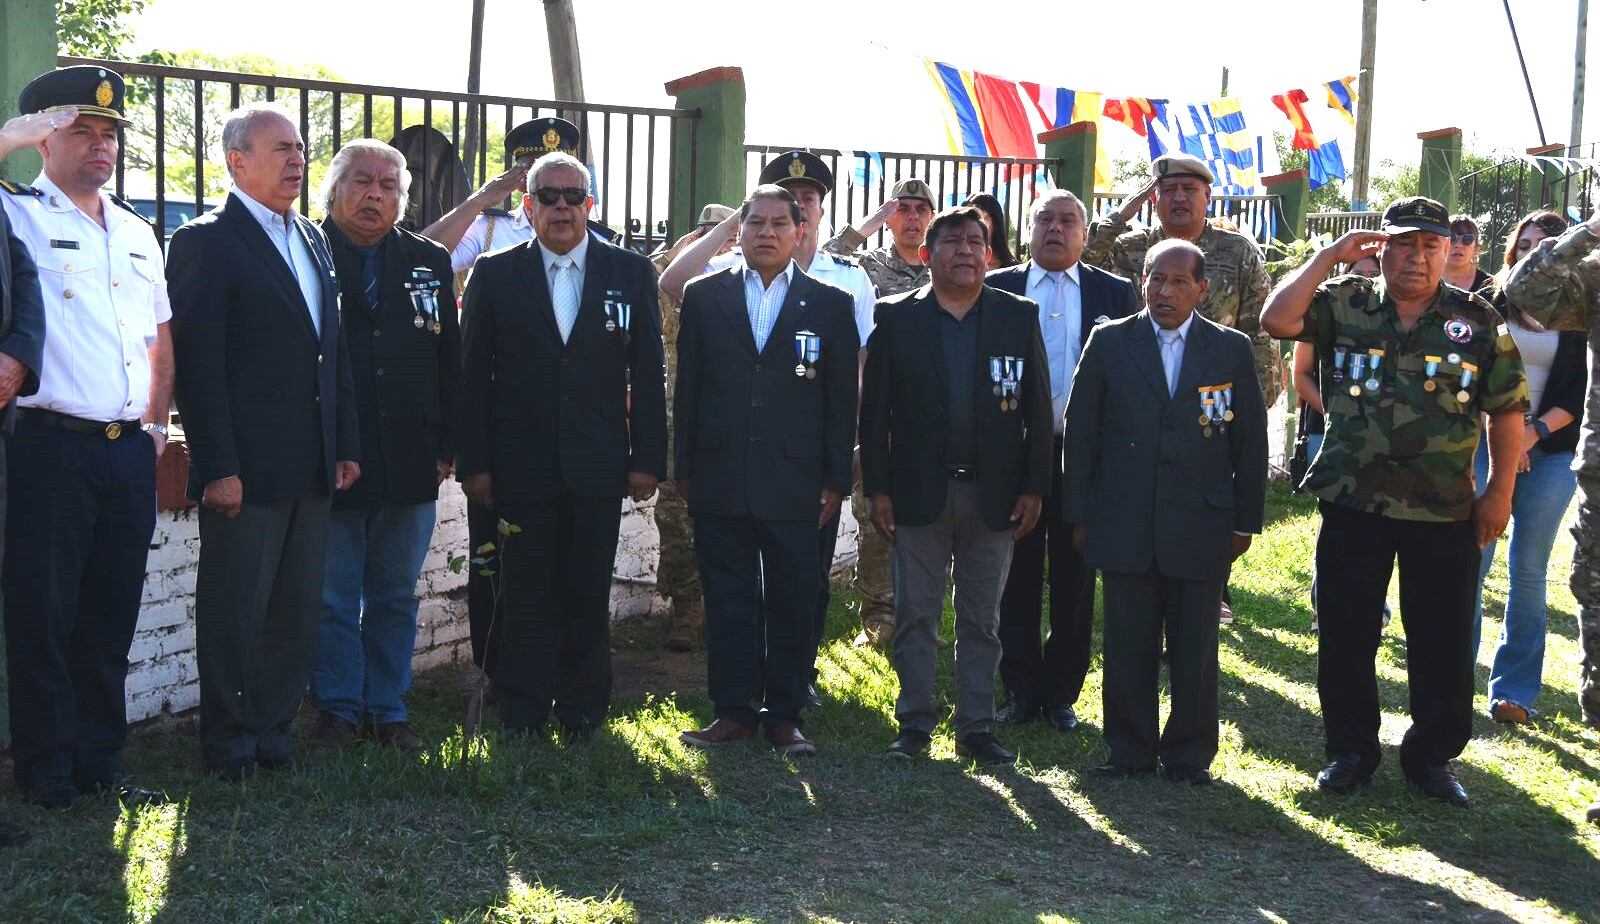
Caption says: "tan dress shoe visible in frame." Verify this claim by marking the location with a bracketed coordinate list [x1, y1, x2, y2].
[679, 718, 757, 748]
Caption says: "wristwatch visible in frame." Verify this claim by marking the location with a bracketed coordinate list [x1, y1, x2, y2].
[1532, 418, 1552, 441]
[141, 422, 168, 437]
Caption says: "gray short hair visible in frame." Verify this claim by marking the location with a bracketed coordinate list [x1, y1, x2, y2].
[319, 139, 411, 216]
[1029, 188, 1087, 226]
[1144, 238, 1207, 280]
[527, 151, 592, 194]
[220, 103, 296, 179]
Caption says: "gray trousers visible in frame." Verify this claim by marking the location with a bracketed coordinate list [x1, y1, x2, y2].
[195, 495, 330, 768]
[890, 479, 1014, 736]
[1100, 568, 1222, 773]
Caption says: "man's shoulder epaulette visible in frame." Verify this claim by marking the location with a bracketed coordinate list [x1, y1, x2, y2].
[108, 193, 154, 226]
[483, 207, 513, 218]
[0, 179, 42, 197]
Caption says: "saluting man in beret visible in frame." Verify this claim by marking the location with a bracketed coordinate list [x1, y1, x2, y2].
[0, 65, 169, 808]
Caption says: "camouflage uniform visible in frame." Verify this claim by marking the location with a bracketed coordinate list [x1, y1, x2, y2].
[1294, 274, 1527, 778]
[1505, 222, 1600, 724]
[1084, 217, 1283, 407]
[650, 251, 703, 628]
[822, 226, 927, 638]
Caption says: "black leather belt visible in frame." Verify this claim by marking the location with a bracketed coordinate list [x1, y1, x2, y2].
[18, 408, 143, 440]
[947, 465, 978, 482]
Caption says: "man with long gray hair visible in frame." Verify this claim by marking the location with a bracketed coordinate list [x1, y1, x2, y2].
[168, 103, 361, 780]
[307, 139, 458, 754]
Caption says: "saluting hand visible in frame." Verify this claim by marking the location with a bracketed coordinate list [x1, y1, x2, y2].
[473, 163, 529, 205]
[202, 475, 243, 519]
[0, 107, 77, 157]
[1326, 229, 1389, 266]
[1116, 178, 1158, 223]
[1010, 492, 1042, 541]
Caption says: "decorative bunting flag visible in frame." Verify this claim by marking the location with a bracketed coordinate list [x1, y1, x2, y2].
[1325, 76, 1358, 126]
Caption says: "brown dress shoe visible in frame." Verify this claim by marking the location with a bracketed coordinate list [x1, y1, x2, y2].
[666, 600, 705, 652]
[307, 712, 358, 753]
[679, 718, 757, 748]
[764, 722, 817, 757]
[374, 722, 425, 753]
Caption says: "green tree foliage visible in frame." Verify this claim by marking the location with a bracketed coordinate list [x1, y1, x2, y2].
[56, 0, 149, 60]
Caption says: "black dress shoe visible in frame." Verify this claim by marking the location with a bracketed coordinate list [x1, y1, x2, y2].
[995, 694, 1039, 725]
[26, 782, 82, 809]
[806, 683, 823, 709]
[1409, 765, 1470, 807]
[210, 758, 257, 782]
[1163, 765, 1213, 785]
[1045, 705, 1080, 731]
[956, 732, 1016, 767]
[0, 820, 29, 848]
[79, 779, 171, 808]
[885, 729, 932, 758]
[1316, 755, 1374, 794]
[558, 720, 596, 743]
[1091, 763, 1156, 779]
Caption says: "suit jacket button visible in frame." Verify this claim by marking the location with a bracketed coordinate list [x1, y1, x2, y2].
[375, 368, 384, 376]
[754, 364, 762, 373]
[318, 353, 324, 363]
[315, 395, 321, 403]
[373, 330, 381, 338]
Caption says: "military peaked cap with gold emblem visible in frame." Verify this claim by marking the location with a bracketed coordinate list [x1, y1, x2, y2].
[506, 117, 580, 163]
[757, 150, 833, 195]
[19, 65, 132, 127]
[1378, 195, 1451, 238]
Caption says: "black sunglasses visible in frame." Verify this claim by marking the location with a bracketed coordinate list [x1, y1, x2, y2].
[533, 186, 587, 206]
[1450, 231, 1477, 244]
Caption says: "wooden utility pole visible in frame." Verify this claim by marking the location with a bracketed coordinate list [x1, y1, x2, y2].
[462, 0, 486, 184]
[1574, 0, 1589, 155]
[1219, 66, 1230, 96]
[544, 0, 586, 156]
[1351, 0, 1377, 210]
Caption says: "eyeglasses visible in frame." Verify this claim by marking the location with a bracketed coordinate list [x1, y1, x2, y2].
[1450, 231, 1477, 244]
[1530, 216, 1568, 236]
[533, 186, 587, 206]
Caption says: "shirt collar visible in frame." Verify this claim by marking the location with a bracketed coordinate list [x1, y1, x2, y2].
[232, 185, 295, 233]
[32, 172, 118, 226]
[739, 258, 796, 288]
[1027, 260, 1081, 290]
[1150, 310, 1196, 340]
[539, 230, 590, 275]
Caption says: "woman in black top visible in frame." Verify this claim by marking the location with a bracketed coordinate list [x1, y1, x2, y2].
[1472, 210, 1585, 724]
[962, 192, 1018, 269]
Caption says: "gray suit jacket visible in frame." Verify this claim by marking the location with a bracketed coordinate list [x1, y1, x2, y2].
[1062, 310, 1267, 582]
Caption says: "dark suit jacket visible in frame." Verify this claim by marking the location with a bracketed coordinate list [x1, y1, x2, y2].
[860, 284, 1052, 531]
[455, 232, 667, 501]
[0, 207, 44, 432]
[322, 219, 460, 509]
[985, 260, 1138, 353]
[167, 193, 360, 503]
[1062, 311, 1267, 583]
[674, 266, 858, 520]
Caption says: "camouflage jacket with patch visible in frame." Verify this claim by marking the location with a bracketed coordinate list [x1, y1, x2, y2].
[1294, 276, 1527, 522]
[1504, 222, 1600, 480]
[650, 250, 683, 440]
[1084, 217, 1282, 406]
[823, 226, 929, 298]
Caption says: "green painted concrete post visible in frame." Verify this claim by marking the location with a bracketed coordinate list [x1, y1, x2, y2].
[1417, 127, 1463, 212]
[1262, 168, 1309, 243]
[1039, 121, 1096, 206]
[1524, 143, 1566, 211]
[0, 0, 57, 185]
[663, 67, 745, 242]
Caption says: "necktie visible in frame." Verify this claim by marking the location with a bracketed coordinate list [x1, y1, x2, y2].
[1158, 328, 1182, 397]
[356, 245, 381, 309]
[552, 257, 580, 343]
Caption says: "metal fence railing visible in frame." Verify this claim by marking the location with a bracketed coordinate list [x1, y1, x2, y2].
[1460, 149, 1597, 270]
[744, 145, 1057, 258]
[1306, 210, 1381, 238]
[1091, 192, 1281, 245]
[59, 55, 700, 254]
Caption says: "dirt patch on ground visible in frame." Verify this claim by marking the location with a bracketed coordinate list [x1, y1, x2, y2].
[610, 610, 707, 702]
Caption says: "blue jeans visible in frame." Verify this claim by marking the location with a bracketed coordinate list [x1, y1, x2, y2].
[1472, 442, 1577, 709]
[312, 501, 437, 725]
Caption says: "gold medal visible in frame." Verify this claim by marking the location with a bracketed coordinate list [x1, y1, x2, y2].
[1199, 413, 1211, 426]
[1423, 380, 1437, 392]
[1456, 389, 1470, 403]
[1001, 398, 1010, 412]
[432, 321, 441, 335]
[1223, 409, 1235, 422]
[1349, 384, 1362, 397]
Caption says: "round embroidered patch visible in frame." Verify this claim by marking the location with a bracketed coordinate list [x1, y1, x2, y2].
[1444, 319, 1473, 344]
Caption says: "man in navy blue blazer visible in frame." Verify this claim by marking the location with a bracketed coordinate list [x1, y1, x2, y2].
[986, 190, 1137, 732]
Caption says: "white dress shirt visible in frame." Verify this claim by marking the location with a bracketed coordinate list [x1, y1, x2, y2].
[2, 173, 169, 421]
[1031, 261, 1083, 433]
[707, 246, 876, 346]
[232, 186, 323, 338]
[1151, 310, 1197, 397]
[740, 259, 796, 352]
[452, 207, 533, 274]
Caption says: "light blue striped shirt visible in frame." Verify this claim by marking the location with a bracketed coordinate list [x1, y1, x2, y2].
[742, 259, 795, 353]
[232, 186, 323, 337]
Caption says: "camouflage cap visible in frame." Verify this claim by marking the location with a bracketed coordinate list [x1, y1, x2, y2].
[1153, 152, 1214, 185]
[758, 151, 833, 195]
[696, 203, 734, 226]
[1380, 196, 1451, 238]
[890, 178, 936, 208]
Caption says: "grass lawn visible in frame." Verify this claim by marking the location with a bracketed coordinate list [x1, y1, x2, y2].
[1, 483, 1597, 923]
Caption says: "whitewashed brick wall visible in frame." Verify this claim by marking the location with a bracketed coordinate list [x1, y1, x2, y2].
[126, 482, 860, 722]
